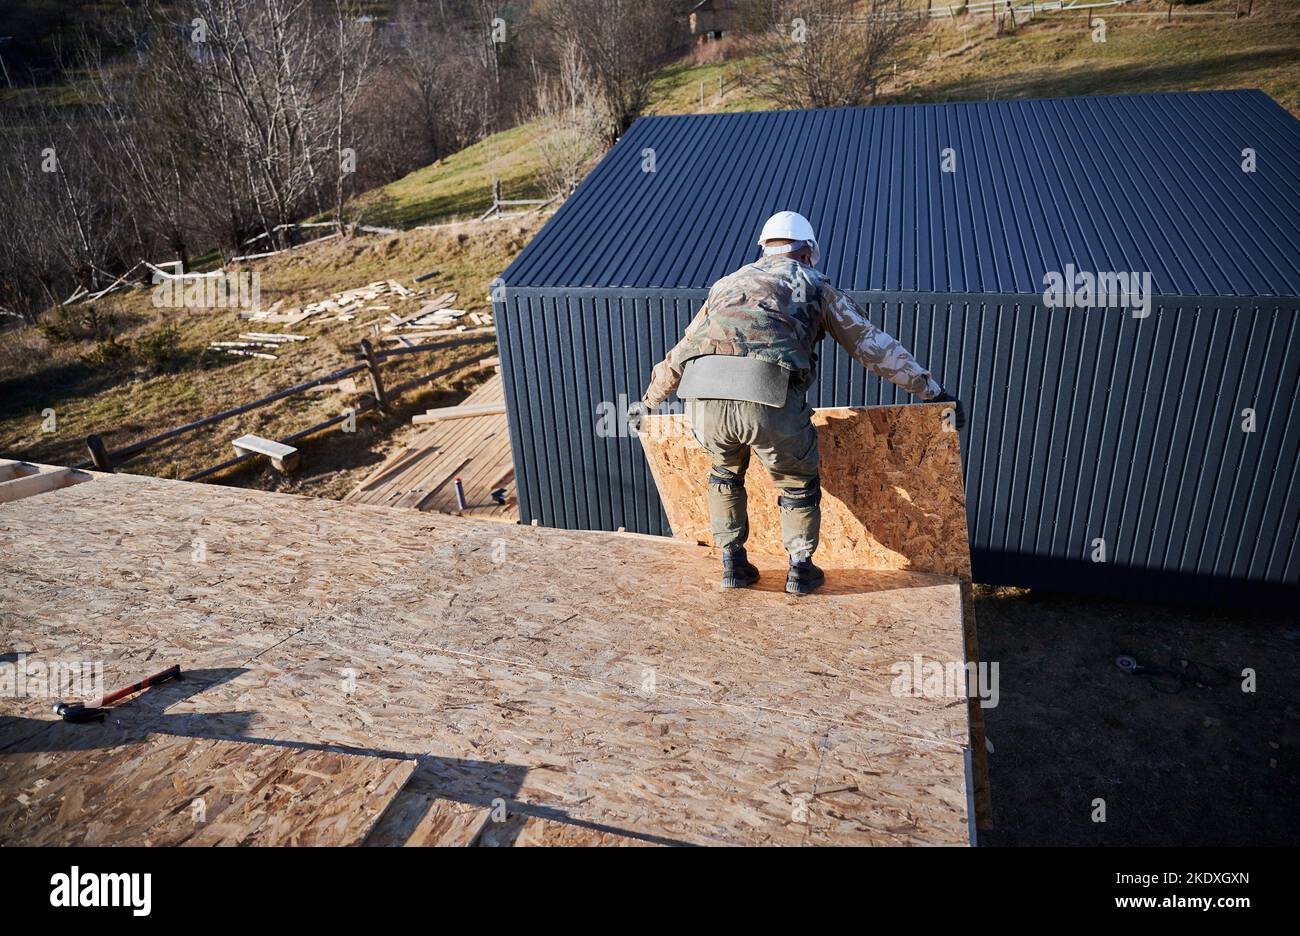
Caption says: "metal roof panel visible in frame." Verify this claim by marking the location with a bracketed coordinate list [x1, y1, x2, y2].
[503, 90, 1300, 297]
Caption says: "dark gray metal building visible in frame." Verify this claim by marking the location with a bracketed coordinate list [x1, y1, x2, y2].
[493, 90, 1299, 606]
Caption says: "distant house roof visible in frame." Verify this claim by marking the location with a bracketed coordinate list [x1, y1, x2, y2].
[502, 90, 1300, 298]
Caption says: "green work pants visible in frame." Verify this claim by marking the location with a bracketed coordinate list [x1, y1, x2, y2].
[685, 390, 821, 561]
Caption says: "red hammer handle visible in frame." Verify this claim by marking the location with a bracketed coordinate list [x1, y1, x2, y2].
[95, 664, 181, 707]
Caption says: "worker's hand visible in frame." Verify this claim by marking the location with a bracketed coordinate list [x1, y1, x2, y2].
[626, 400, 647, 434]
[929, 390, 966, 431]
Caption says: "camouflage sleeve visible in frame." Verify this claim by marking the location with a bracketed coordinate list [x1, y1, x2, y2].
[820, 285, 942, 399]
[643, 301, 710, 407]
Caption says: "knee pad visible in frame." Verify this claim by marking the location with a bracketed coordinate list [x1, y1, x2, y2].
[708, 470, 745, 490]
[777, 477, 821, 510]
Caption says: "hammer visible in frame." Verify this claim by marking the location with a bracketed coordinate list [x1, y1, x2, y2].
[53, 664, 181, 723]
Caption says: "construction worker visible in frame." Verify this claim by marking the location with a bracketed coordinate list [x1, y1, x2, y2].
[631, 211, 964, 595]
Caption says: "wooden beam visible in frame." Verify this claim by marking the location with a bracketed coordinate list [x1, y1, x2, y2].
[0, 467, 90, 504]
[232, 434, 300, 473]
[0, 460, 39, 483]
[411, 403, 507, 425]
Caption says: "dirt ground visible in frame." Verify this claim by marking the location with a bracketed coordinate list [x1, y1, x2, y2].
[972, 584, 1299, 846]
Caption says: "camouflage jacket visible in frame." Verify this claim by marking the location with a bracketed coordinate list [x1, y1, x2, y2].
[643, 255, 943, 407]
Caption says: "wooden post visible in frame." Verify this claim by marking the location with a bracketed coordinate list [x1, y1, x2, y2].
[360, 339, 389, 414]
[1167, 1, 1173, 22]
[491, 176, 502, 215]
[86, 435, 114, 472]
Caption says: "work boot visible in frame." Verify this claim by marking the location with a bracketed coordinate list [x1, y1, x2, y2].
[785, 558, 825, 595]
[721, 547, 760, 589]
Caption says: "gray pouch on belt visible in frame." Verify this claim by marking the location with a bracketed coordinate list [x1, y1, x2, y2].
[677, 355, 790, 407]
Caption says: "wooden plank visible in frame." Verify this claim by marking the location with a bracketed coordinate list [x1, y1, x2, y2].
[0, 460, 39, 483]
[361, 403, 494, 503]
[400, 416, 510, 513]
[346, 373, 516, 521]
[412, 403, 507, 424]
[232, 434, 300, 473]
[0, 467, 90, 504]
[463, 371, 505, 404]
[0, 734, 415, 846]
[442, 420, 515, 516]
[0, 473, 974, 846]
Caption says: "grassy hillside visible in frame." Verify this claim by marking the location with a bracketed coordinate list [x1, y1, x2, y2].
[897, 0, 1300, 112]
[349, 122, 553, 230]
[0, 217, 546, 498]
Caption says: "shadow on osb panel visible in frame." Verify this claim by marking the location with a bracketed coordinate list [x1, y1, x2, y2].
[744, 565, 959, 597]
[0, 666, 690, 847]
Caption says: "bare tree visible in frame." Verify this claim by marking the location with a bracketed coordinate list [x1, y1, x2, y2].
[537, 0, 676, 146]
[0, 0, 561, 323]
[530, 38, 606, 199]
[391, 12, 495, 160]
[330, 2, 380, 231]
[744, 0, 922, 109]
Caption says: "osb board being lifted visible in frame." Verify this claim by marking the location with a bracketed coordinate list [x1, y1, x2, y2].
[346, 372, 517, 521]
[0, 471, 973, 846]
[0, 733, 415, 846]
[639, 403, 969, 578]
[639, 402, 991, 828]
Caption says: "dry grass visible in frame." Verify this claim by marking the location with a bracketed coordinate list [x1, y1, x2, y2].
[896, 0, 1300, 114]
[0, 215, 547, 497]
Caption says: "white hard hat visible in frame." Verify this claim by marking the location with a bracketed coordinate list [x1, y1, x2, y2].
[757, 211, 820, 266]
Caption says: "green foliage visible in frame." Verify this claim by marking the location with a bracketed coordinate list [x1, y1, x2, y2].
[78, 323, 188, 375]
[39, 303, 119, 344]
[79, 334, 134, 372]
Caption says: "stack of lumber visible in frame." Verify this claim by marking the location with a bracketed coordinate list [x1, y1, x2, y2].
[381, 291, 468, 334]
[0, 471, 977, 845]
[346, 371, 517, 521]
[243, 279, 415, 326]
[207, 333, 309, 361]
[235, 277, 492, 338]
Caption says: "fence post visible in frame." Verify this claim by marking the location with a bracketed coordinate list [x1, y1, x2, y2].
[86, 434, 114, 472]
[360, 338, 389, 414]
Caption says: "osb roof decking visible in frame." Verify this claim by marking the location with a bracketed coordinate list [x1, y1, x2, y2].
[0, 735, 415, 846]
[0, 472, 973, 846]
[346, 372, 517, 521]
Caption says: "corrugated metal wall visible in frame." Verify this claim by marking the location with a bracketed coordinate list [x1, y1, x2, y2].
[498, 289, 1299, 606]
